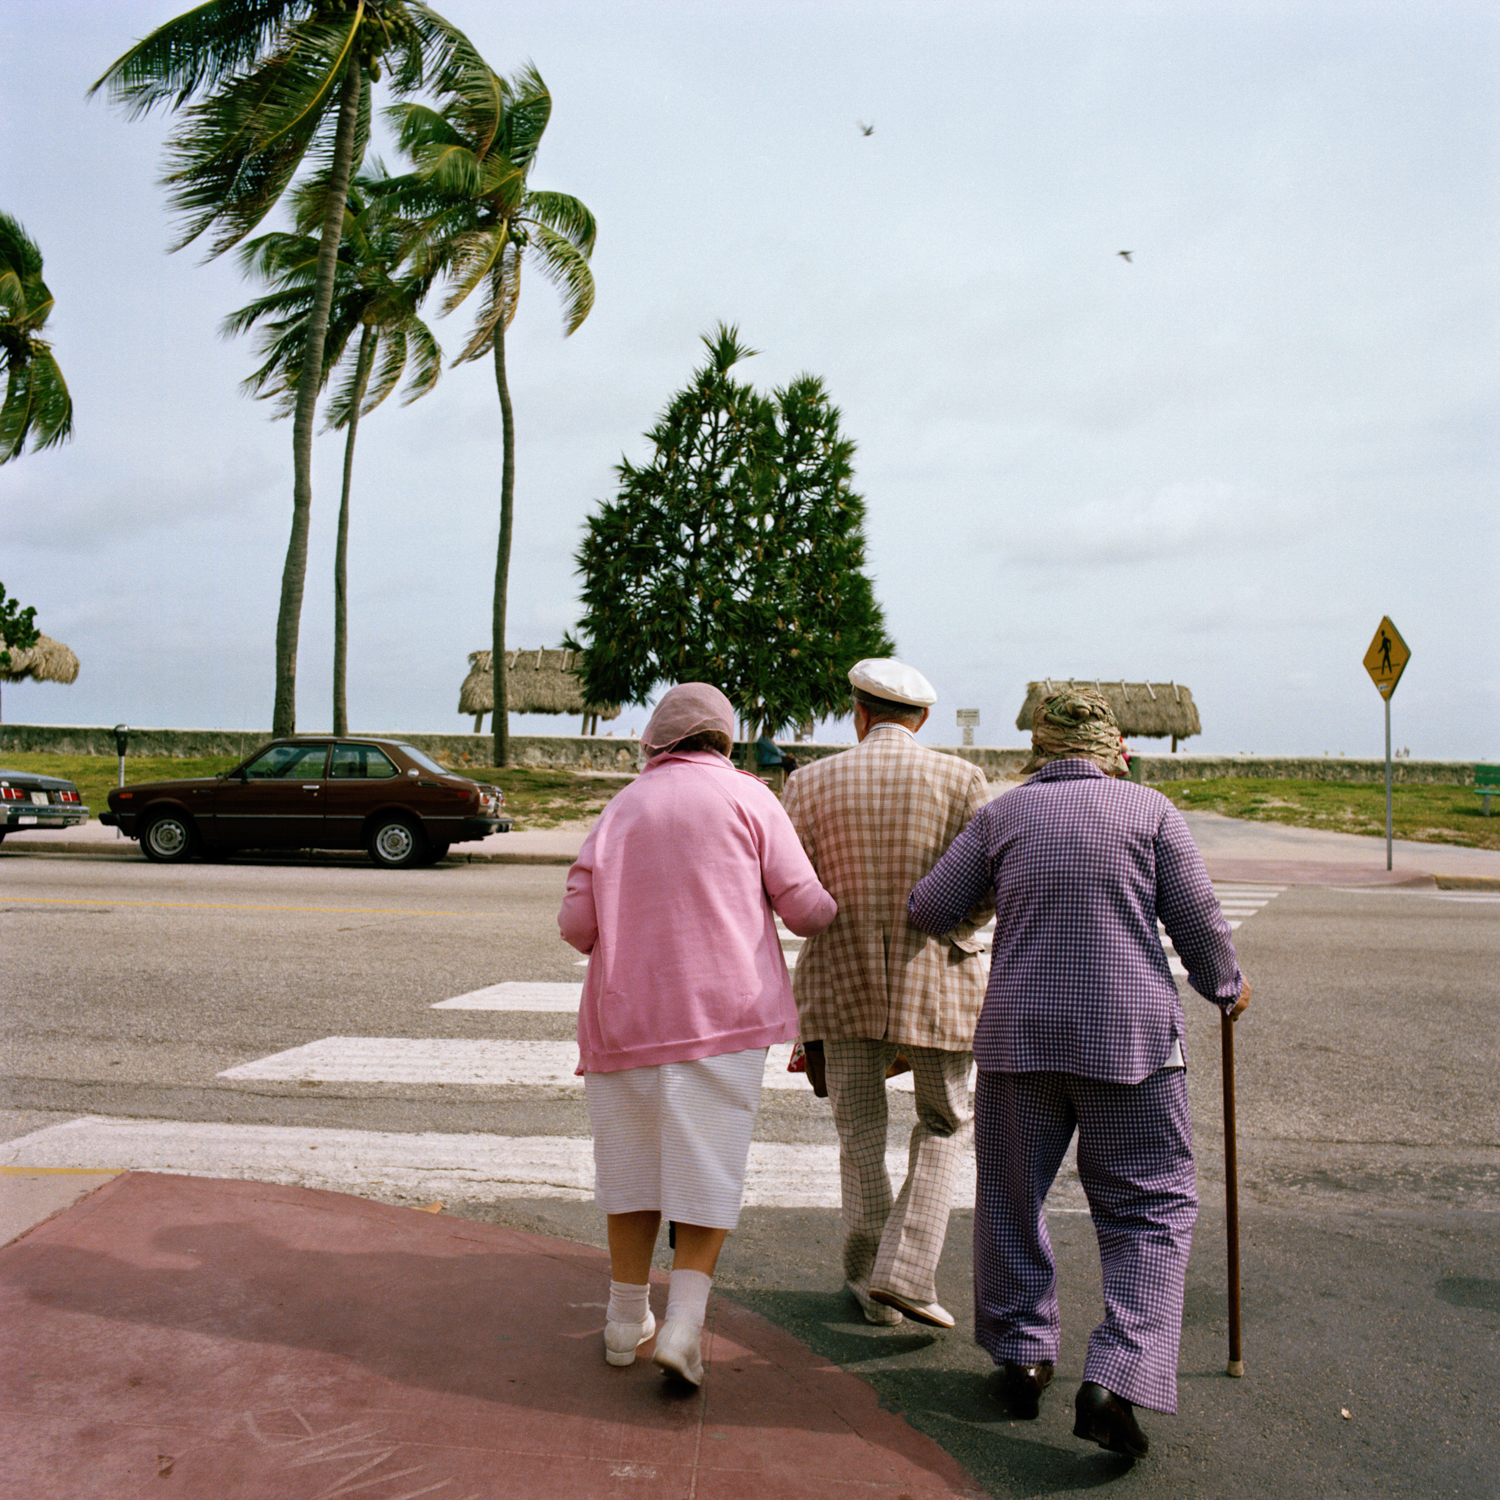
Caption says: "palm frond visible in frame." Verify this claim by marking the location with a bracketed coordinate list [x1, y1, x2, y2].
[451, 251, 515, 364]
[398, 318, 442, 403]
[234, 14, 360, 163]
[0, 213, 45, 280]
[0, 342, 73, 462]
[163, 87, 321, 255]
[525, 191, 597, 255]
[495, 63, 551, 171]
[437, 226, 507, 318]
[89, 0, 306, 116]
[526, 222, 595, 335]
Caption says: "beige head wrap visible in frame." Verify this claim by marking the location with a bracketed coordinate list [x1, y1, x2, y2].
[1020, 687, 1128, 777]
[640, 682, 735, 758]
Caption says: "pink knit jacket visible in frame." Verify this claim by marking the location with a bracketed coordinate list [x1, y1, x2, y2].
[559, 750, 837, 1073]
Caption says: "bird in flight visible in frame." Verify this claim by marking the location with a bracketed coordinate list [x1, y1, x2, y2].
[858, 121, 874, 136]
[1117, 250, 1133, 261]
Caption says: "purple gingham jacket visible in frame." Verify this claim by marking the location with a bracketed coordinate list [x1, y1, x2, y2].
[781, 724, 993, 1049]
[907, 759, 1242, 1083]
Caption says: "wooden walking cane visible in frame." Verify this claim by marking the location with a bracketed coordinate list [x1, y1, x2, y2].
[1221, 1010, 1244, 1377]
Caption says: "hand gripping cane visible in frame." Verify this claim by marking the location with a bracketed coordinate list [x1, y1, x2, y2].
[1221, 1009, 1244, 1377]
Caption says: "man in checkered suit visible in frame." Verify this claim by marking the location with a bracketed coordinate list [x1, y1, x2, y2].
[781, 658, 993, 1329]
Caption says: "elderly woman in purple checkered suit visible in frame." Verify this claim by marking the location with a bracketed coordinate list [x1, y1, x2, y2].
[908, 689, 1249, 1460]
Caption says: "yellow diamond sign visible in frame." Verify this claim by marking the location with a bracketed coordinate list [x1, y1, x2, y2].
[1363, 616, 1410, 698]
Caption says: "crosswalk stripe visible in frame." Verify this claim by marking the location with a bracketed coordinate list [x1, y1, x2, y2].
[1157, 883, 1282, 976]
[218, 1039, 928, 1093]
[0, 1116, 1091, 1213]
[434, 982, 582, 1012]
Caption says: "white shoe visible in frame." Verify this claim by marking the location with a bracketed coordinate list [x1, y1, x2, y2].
[867, 1288, 955, 1329]
[604, 1309, 656, 1367]
[651, 1318, 705, 1385]
[847, 1281, 904, 1326]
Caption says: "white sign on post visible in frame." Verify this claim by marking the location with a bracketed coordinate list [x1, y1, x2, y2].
[956, 709, 979, 747]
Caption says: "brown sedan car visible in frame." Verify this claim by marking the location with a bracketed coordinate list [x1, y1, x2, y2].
[100, 737, 511, 868]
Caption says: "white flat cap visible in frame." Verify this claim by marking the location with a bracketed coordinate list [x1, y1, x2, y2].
[848, 657, 937, 708]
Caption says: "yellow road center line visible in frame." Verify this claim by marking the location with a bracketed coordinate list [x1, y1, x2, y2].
[0, 897, 462, 916]
[0, 1166, 122, 1176]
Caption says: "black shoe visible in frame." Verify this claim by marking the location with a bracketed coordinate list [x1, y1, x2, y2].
[993, 1360, 1054, 1419]
[1073, 1381, 1149, 1458]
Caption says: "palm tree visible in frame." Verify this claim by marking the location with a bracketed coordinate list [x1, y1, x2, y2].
[0, 212, 73, 463]
[224, 166, 442, 734]
[91, 1, 469, 735]
[388, 51, 596, 766]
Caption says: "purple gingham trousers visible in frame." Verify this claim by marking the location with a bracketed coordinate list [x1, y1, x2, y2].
[973, 1066, 1198, 1414]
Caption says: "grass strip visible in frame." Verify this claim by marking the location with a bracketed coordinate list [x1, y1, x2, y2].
[1153, 777, 1500, 851]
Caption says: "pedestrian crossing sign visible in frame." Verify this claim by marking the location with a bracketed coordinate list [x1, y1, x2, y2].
[1363, 616, 1410, 698]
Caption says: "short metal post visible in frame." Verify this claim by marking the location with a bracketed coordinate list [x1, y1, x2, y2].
[1385, 696, 1393, 871]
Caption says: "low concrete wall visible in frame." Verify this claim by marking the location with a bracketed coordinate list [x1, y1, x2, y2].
[0, 725, 1477, 785]
[1128, 753, 1475, 787]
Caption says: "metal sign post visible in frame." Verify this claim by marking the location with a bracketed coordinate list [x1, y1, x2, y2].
[1362, 618, 1410, 872]
[956, 708, 979, 748]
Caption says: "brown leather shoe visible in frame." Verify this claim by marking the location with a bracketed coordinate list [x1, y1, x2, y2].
[1073, 1381, 1149, 1458]
[993, 1360, 1054, 1419]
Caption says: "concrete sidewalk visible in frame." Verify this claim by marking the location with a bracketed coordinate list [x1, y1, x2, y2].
[0, 1171, 983, 1499]
[8, 807, 1498, 885]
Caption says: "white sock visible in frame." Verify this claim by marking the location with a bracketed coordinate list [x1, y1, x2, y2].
[607, 1280, 650, 1325]
[665, 1268, 712, 1331]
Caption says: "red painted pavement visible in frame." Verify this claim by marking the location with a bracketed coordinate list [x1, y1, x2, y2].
[0, 1172, 984, 1499]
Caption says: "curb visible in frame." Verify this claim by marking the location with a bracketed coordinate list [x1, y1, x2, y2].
[1, 836, 579, 867]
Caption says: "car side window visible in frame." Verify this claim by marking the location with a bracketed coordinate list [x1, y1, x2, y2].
[330, 745, 398, 780]
[243, 746, 305, 779]
[276, 746, 330, 778]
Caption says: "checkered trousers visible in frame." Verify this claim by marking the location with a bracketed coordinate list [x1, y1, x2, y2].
[782, 727, 993, 1050]
[825, 1039, 973, 1304]
[973, 1066, 1198, 1414]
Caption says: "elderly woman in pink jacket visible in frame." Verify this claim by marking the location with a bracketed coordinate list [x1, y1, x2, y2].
[559, 683, 836, 1385]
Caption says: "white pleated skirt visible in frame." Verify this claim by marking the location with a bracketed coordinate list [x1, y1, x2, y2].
[583, 1047, 768, 1230]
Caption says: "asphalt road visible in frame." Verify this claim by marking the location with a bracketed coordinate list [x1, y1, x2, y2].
[2, 850, 1498, 1497]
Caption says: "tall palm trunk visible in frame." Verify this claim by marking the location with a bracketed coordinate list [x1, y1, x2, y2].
[490, 282, 515, 768]
[333, 325, 375, 737]
[272, 60, 363, 737]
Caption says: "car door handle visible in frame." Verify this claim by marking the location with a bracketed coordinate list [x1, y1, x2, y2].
[302, 784, 321, 791]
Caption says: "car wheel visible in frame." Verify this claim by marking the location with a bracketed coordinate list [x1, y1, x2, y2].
[367, 815, 426, 869]
[141, 811, 197, 863]
[417, 842, 451, 866]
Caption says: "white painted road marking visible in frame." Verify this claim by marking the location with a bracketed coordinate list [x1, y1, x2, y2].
[218, 1038, 934, 1093]
[0, 1116, 1085, 1212]
[1159, 884, 1282, 977]
[433, 981, 582, 1012]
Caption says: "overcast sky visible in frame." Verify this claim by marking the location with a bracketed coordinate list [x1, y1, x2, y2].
[3, 0, 1496, 758]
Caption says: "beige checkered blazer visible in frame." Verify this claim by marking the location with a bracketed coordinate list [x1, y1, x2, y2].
[781, 725, 994, 1050]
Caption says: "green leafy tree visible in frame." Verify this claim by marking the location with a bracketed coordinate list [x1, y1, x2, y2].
[0, 213, 73, 463]
[568, 326, 895, 739]
[0, 583, 40, 671]
[388, 53, 596, 766]
[92, 1, 470, 735]
[224, 166, 442, 734]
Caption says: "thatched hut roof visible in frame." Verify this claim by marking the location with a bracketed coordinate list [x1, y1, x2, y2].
[0, 633, 80, 685]
[1014, 680, 1201, 741]
[459, 648, 621, 719]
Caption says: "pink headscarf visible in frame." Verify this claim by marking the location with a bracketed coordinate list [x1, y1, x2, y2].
[640, 683, 736, 758]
